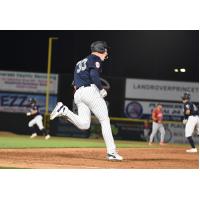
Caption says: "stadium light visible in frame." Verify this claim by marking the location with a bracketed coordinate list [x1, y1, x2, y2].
[173, 67, 187, 73]
[180, 68, 186, 72]
[174, 68, 179, 72]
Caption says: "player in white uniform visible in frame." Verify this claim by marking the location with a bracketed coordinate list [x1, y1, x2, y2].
[27, 98, 50, 140]
[182, 92, 199, 153]
[50, 41, 123, 161]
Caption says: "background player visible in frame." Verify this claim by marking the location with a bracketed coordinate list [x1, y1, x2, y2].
[26, 98, 50, 140]
[50, 41, 123, 161]
[149, 104, 165, 145]
[182, 92, 199, 153]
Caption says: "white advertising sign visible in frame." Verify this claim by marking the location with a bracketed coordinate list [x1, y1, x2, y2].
[125, 78, 199, 102]
[0, 70, 58, 94]
[124, 100, 188, 121]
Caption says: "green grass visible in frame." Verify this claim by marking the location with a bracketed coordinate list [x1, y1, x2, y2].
[0, 134, 192, 149]
[0, 134, 156, 149]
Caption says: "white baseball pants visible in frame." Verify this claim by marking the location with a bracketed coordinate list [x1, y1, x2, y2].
[28, 115, 44, 130]
[63, 84, 116, 154]
[185, 115, 199, 137]
[149, 121, 165, 143]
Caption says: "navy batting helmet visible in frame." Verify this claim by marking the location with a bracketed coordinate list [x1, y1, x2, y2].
[91, 41, 108, 53]
[182, 92, 191, 100]
[28, 98, 36, 104]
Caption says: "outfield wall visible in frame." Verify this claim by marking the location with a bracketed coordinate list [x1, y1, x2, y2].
[0, 71, 199, 144]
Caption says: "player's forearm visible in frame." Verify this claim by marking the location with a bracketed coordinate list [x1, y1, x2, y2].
[184, 110, 190, 119]
[90, 69, 103, 90]
[32, 111, 38, 115]
[185, 109, 190, 115]
[28, 110, 38, 115]
[93, 79, 103, 90]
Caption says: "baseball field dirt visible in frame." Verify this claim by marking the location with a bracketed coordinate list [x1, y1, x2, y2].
[0, 132, 198, 169]
[0, 147, 198, 169]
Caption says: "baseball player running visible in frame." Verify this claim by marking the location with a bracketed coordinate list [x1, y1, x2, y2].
[182, 92, 199, 153]
[50, 41, 123, 160]
[149, 104, 166, 145]
[26, 98, 50, 140]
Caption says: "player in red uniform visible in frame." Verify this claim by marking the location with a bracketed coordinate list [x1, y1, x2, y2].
[149, 104, 165, 145]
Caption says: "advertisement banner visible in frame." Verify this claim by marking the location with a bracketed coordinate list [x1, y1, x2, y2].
[149, 122, 198, 144]
[125, 78, 199, 102]
[0, 92, 57, 113]
[124, 100, 191, 121]
[0, 70, 58, 94]
[55, 117, 90, 138]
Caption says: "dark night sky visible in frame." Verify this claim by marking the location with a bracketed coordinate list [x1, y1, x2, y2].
[0, 30, 198, 82]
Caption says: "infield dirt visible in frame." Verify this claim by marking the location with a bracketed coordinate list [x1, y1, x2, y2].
[0, 147, 198, 169]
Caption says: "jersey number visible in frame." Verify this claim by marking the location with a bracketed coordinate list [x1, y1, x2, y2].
[76, 58, 88, 73]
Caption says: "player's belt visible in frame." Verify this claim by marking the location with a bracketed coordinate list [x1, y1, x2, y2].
[76, 84, 91, 90]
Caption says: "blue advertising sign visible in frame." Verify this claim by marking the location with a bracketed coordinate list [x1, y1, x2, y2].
[0, 92, 57, 113]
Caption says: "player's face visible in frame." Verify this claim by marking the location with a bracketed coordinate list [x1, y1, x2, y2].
[157, 105, 162, 110]
[182, 99, 188, 104]
[100, 50, 108, 61]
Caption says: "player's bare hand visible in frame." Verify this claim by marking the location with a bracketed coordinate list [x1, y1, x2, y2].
[100, 89, 107, 98]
